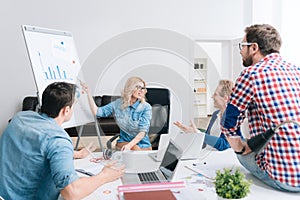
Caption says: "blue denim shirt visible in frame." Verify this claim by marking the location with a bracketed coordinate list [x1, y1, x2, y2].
[0, 111, 79, 200]
[97, 98, 152, 148]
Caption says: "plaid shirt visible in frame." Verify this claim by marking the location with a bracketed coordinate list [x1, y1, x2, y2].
[222, 53, 300, 187]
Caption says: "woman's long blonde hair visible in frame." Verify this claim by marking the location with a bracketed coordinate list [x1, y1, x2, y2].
[121, 76, 147, 109]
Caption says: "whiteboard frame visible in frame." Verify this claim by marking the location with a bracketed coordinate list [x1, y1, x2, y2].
[21, 25, 95, 129]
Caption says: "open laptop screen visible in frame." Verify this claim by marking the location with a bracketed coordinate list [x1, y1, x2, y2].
[159, 141, 182, 181]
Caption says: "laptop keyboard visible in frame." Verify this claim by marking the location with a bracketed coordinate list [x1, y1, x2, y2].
[138, 172, 166, 184]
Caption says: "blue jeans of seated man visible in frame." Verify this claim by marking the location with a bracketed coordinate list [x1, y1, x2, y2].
[237, 152, 300, 192]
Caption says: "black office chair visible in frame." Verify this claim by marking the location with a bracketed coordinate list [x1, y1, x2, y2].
[22, 96, 39, 112]
[106, 88, 171, 150]
[8, 96, 38, 123]
[96, 95, 121, 135]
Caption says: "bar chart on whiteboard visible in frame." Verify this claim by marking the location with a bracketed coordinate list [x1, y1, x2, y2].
[22, 25, 94, 128]
[23, 29, 81, 92]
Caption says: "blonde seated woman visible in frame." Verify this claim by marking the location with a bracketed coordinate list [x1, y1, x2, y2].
[82, 77, 152, 151]
[174, 80, 246, 151]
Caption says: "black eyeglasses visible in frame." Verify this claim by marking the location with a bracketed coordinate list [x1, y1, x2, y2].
[135, 85, 146, 91]
[238, 42, 253, 51]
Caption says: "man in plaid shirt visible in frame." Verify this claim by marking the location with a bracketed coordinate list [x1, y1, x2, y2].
[222, 24, 300, 192]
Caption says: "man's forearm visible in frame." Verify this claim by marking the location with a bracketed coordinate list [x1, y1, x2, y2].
[60, 175, 106, 200]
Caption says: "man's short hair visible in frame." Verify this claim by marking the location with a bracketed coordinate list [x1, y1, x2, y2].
[41, 82, 76, 118]
[245, 24, 282, 56]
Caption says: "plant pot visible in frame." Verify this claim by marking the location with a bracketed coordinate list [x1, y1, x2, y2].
[217, 195, 248, 200]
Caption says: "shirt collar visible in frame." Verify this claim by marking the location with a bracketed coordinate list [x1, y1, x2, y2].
[261, 53, 281, 63]
[40, 113, 56, 124]
[130, 100, 141, 109]
[251, 53, 281, 69]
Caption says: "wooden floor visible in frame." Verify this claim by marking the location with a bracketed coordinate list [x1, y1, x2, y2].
[72, 136, 115, 151]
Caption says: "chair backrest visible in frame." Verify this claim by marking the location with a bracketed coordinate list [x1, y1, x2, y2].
[93, 96, 102, 107]
[146, 88, 171, 135]
[100, 95, 121, 119]
[22, 96, 39, 111]
[101, 95, 120, 106]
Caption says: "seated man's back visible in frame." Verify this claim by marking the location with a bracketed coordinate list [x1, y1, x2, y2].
[0, 111, 78, 200]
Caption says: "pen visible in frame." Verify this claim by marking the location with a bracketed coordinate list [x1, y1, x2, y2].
[192, 162, 207, 166]
[80, 141, 97, 159]
[85, 142, 97, 158]
[75, 169, 94, 176]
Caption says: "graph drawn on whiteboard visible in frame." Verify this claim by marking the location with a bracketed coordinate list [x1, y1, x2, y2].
[22, 25, 94, 128]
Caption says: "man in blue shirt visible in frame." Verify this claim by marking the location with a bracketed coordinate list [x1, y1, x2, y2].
[0, 82, 124, 200]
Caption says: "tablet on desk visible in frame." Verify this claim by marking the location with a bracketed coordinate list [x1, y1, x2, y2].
[174, 132, 205, 160]
[148, 134, 170, 162]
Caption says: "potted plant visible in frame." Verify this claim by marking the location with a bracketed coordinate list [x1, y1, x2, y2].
[214, 168, 251, 199]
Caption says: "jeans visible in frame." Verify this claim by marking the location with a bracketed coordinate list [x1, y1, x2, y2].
[237, 152, 300, 192]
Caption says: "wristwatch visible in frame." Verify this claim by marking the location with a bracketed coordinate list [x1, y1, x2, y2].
[235, 145, 246, 154]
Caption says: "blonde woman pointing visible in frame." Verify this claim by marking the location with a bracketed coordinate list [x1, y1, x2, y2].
[82, 77, 152, 151]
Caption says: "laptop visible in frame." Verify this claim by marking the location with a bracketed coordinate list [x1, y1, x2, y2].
[149, 132, 205, 161]
[122, 139, 183, 184]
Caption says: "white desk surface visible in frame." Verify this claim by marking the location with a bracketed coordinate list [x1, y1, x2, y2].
[65, 149, 299, 200]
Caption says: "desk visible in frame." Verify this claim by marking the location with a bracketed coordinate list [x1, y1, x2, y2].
[64, 149, 299, 200]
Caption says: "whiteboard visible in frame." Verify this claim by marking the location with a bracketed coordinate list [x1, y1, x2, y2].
[22, 25, 94, 128]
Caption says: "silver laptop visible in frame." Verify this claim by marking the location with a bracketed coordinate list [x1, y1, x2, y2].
[149, 132, 205, 161]
[122, 139, 183, 184]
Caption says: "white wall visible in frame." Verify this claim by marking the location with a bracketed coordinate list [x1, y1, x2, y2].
[0, 0, 269, 135]
[82, 28, 198, 135]
[281, 0, 300, 65]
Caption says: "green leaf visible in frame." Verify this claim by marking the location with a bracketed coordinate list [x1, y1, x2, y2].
[214, 168, 251, 199]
